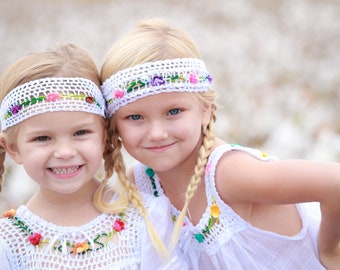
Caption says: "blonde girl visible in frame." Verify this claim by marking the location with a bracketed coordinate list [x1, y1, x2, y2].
[100, 18, 340, 269]
[0, 43, 183, 269]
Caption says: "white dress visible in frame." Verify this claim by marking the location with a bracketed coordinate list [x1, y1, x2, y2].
[0, 193, 186, 270]
[134, 143, 326, 269]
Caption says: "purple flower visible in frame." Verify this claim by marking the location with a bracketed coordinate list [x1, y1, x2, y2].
[207, 74, 213, 83]
[11, 105, 22, 115]
[150, 76, 165, 86]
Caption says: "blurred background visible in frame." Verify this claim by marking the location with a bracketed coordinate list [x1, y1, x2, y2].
[0, 0, 339, 213]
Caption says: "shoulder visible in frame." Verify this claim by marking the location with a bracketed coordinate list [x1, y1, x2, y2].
[212, 144, 274, 203]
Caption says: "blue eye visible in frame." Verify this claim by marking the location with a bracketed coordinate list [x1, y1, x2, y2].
[129, 115, 142, 120]
[168, 108, 181, 115]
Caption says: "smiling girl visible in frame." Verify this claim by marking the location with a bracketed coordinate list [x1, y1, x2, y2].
[100, 18, 340, 269]
[0, 43, 183, 269]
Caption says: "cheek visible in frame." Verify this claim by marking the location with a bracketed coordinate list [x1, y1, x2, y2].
[116, 125, 138, 147]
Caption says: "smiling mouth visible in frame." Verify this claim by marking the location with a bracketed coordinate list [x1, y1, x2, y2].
[50, 166, 81, 175]
[145, 143, 175, 152]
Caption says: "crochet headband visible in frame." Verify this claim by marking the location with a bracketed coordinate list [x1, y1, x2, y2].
[102, 58, 213, 117]
[0, 77, 105, 131]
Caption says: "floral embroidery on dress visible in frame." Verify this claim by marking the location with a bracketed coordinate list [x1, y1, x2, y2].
[28, 232, 43, 245]
[72, 242, 90, 254]
[145, 167, 221, 243]
[2, 209, 126, 254]
[193, 199, 220, 243]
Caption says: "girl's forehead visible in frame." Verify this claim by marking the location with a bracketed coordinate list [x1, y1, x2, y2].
[18, 111, 102, 130]
[124, 92, 197, 107]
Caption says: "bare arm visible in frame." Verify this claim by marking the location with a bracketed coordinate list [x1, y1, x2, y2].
[215, 151, 340, 268]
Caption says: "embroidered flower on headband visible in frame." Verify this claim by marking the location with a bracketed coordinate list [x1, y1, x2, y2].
[0, 77, 106, 131]
[109, 72, 212, 104]
[102, 58, 213, 116]
[4, 92, 101, 120]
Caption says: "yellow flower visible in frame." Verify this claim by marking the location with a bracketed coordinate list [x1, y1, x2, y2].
[72, 242, 89, 254]
[210, 204, 220, 218]
[262, 151, 268, 157]
[2, 209, 16, 218]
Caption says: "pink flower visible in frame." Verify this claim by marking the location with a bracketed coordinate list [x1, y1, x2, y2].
[46, 93, 60, 102]
[113, 219, 125, 232]
[28, 232, 42, 245]
[205, 161, 211, 176]
[189, 72, 198, 84]
[114, 90, 125, 99]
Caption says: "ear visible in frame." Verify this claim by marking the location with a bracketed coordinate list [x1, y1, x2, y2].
[201, 103, 212, 126]
[0, 136, 23, 165]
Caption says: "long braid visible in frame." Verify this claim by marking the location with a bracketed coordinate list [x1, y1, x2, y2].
[170, 104, 217, 251]
[98, 121, 170, 259]
[93, 121, 127, 213]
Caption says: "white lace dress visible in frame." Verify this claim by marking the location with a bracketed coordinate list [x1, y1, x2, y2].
[134, 144, 326, 269]
[0, 194, 186, 270]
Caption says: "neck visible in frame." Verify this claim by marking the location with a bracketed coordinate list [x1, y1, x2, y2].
[154, 144, 200, 210]
[26, 179, 101, 226]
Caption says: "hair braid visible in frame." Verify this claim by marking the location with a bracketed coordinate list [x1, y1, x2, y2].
[170, 105, 217, 251]
[93, 121, 127, 213]
[113, 135, 170, 259]
[97, 121, 169, 259]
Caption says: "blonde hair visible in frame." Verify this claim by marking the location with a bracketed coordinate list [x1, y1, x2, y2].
[0, 43, 127, 214]
[100, 18, 218, 252]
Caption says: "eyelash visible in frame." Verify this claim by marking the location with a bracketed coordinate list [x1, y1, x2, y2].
[34, 136, 49, 142]
[75, 130, 90, 136]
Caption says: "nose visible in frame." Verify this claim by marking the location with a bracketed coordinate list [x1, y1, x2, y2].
[53, 139, 77, 159]
[147, 120, 168, 141]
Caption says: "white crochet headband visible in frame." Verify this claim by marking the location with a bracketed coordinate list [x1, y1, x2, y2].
[102, 58, 213, 117]
[0, 77, 105, 131]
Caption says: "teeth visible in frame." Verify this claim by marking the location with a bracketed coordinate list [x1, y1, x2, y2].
[51, 166, 79, 175]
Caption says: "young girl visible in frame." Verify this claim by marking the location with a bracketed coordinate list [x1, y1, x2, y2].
[100, 18, 340, 269]
[0, 43, 184, 269]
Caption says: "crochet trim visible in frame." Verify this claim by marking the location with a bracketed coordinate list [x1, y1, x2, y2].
[0, 77, 105, 131]
[102, 58, 213, 117]
[145, 167, 220, 243]
[2, 209, 126, 254]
